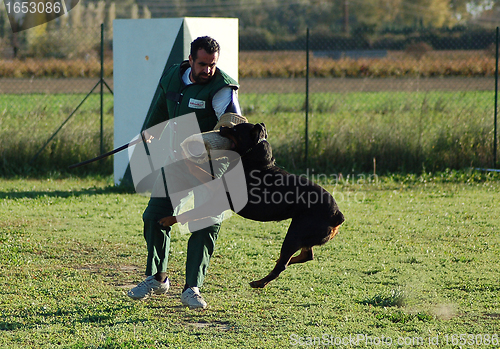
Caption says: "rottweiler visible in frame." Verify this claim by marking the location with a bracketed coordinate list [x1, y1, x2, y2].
[159, 122, 345, 288]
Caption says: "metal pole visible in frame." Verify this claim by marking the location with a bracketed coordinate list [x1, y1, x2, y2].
[343, 0, 349, 34]
[305, 28, 310, 168]
[100, 23, 105, 155]
[494, 26, 499, 167]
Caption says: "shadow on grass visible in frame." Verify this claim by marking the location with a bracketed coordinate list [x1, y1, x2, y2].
[0, 303, 148, 331]
[0, 184, 136, 200]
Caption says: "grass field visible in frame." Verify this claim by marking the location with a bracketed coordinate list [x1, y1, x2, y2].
[0, 93, 114, 176]
[0, 173, 499, 348]
[1, 89, 497, 175]
[243, 90, 495, 172]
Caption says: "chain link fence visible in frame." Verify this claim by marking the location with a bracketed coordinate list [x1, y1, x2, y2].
[239, 27, 499, 172]
[0, 25, 114, 175]
[0, 23, 498, 175]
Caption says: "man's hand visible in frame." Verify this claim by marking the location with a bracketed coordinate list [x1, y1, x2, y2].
[158, 216, 177, 227]
[142, 130, 154, 143]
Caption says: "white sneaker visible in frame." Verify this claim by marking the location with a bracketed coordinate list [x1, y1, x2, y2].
[181, 287, 207, 309]
[127, 276, 170, 300]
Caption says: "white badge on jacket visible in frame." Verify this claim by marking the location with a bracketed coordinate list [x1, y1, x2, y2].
[188, 98, 206, 109]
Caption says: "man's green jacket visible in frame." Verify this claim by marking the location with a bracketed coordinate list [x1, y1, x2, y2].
[143, 60, 239, 134]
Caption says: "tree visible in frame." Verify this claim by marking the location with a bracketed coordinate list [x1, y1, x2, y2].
[351, 0, 458, 29]
[351, 0, 404, 29]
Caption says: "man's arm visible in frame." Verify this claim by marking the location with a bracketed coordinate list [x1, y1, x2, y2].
[212, 87, 241, 118]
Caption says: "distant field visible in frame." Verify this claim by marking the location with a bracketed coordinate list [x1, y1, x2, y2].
[240, 49, 493, 62]
[0, 89, 496, 175]
[0, 49, 495, 79]
[239, 50, 497, 78]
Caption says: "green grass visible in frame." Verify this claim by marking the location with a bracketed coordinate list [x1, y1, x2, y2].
[1, 90, 497, 176]
[0, 93, 114, 176]
[0, 173, 499, 348]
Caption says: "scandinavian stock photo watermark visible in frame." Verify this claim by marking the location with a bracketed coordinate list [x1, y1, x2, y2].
[289, 332, 500, 347]
[246, 169, 374, 207]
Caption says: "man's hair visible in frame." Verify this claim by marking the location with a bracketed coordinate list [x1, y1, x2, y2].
[190, 36, 220, 61]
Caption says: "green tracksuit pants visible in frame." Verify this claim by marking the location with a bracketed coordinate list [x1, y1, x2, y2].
[141, 160, 225, 288]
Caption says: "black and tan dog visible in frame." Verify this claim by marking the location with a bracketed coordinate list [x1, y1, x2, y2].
[159, 122, 344, 288]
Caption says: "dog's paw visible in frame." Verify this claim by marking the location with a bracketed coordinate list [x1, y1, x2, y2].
[249, 280, 266, 289]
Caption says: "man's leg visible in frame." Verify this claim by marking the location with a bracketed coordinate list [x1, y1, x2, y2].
[143, 197, 174, 278]
[185, 223, 221, 288]
[142, 163, 187, 280]
[181, 223, 221, 309]
[179, 157, 228, 308]
[127, 197, 173, 300]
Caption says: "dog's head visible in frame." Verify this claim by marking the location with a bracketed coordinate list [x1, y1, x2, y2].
[219, 122, 268, 156]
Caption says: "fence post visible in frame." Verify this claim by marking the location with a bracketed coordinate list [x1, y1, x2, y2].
[305, 28, 310, 168]
[100, 23, 105, 155]
[30, 24, 113, 167]
[494, 26, 498, 167]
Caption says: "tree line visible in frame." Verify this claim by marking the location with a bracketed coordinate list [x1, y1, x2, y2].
[127, 0, 500, 50]
[0, 0, 499, 58]
[130, 0, 500, 33]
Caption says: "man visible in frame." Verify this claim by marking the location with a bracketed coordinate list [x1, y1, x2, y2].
[127, 36, 241, 309]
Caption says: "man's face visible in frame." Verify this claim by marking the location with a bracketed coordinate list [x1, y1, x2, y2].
[189, 49, 219, 84]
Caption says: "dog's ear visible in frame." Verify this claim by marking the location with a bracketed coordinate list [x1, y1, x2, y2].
[251, 123, 267, 144]
[258, 123, 268, 139]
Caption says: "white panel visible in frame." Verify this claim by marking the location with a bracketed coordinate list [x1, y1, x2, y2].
[184, 17, 239, 82]
[113, 18, 183, 184]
